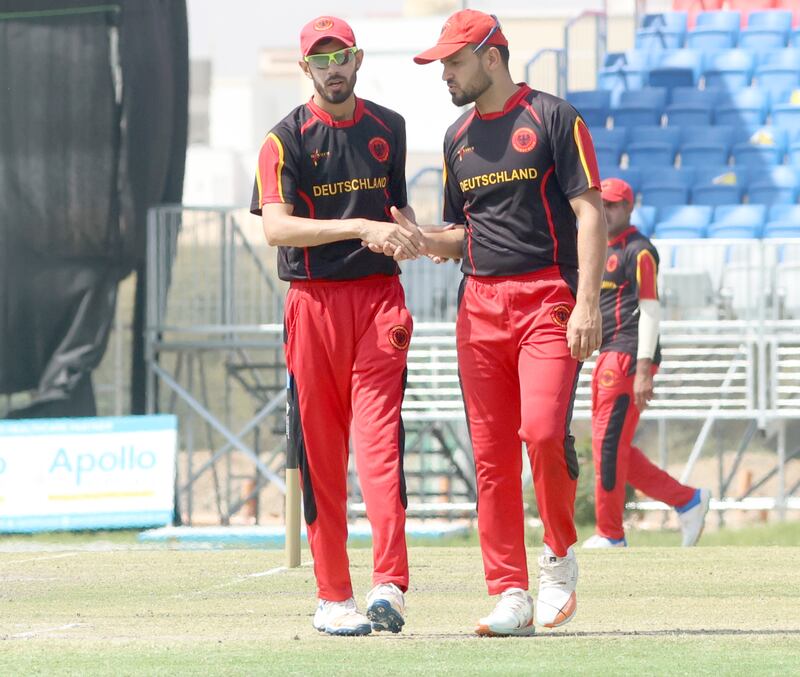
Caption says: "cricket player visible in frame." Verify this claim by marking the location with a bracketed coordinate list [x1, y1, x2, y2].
[585, 178, 710, 549]
[406, 9, 607, 635]
[250, 15, 423, 636]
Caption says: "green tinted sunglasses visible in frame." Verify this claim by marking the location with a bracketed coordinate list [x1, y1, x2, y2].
[304, 46, 358, 69]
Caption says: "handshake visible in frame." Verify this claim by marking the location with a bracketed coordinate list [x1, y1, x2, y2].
[359, 206, 453, 264]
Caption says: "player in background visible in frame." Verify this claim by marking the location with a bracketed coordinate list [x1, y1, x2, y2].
[585, 178, 711, 549]
[404, 9, 607, 635]
[250, 15, 424, 636]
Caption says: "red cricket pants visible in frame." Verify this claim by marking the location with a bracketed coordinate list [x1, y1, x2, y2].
[591, 350, 695, 540]
[456, 267, 581, 595]
[284, 275, 412, 601]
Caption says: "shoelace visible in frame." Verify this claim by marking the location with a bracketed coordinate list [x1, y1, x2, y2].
[538, 555, 573, 587]
[496, 590, 530, 618]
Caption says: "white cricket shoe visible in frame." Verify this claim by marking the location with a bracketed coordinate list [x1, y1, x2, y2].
[475, 587, 535, 636]
[313, 597, 371, 636]
[677, 488, 711, 547]
[582, 534, 627, 549]
[366, 583, 405, 633]
[536, 545, 578, 628]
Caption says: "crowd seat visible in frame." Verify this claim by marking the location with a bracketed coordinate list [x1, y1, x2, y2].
[566, 89, 611, 128]
[707, 203, 767, 236]
[612, 88, 668, 127]
[731, 125, 788, 164]
[739, 9, 793, 47]
[636, 11, 689, 49]
[702, 49, 756, 87]
[665, 87, 722, 124]
[679, 124, 735, 164]
[687, 10, 742, 49]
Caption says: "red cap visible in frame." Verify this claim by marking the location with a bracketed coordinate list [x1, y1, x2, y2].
[414, 9, 508, 65]
[300, 16, 356, 57]
[601, 178, 634, 204]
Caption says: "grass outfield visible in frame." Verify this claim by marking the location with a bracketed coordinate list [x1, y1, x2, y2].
[1, 536, 799, 675]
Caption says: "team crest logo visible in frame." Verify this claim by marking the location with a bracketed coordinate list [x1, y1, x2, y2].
[599, 369, 619, 389]
[606, 254, 619, 273]
[512, 127, 537, 153]
[314, 17, 334, 31]
[550, 304, 571, 328]
[310, 148, 330, 167]
[368, 137, 390, 163]
[388, 325, 410, 350]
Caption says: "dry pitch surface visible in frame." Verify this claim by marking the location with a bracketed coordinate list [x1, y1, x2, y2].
[0, 544, 799, 676]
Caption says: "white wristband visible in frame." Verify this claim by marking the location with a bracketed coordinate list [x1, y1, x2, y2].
[637, 299, 660, 361]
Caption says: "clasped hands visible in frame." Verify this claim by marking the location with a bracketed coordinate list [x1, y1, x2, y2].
[359, 206, 447, 263]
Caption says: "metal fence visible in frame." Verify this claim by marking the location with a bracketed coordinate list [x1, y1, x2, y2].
[145, 206, 800, 524]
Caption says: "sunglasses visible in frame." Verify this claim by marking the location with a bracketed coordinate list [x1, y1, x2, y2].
[304, 46, 358, 70]
[473, 14, 501, 53]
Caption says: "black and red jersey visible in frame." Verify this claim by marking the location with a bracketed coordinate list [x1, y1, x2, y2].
[600, 226, 661, 364]
[442, 84, 600, 283]
[250, 97, 408, 281]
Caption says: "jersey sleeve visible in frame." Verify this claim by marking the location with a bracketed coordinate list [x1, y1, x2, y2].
[548, 100, 601, 201]
[626, 241, 659, 301]
[442, 140, 466, 224]
[387, 116, 409, 210]
[250, 129, 298, 215]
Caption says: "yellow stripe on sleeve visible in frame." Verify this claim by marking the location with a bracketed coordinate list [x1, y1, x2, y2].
[267, 132, 285, 202]
[573, 118, 593, 186]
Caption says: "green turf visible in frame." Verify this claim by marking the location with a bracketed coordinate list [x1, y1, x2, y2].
[0, 543, 798, 675]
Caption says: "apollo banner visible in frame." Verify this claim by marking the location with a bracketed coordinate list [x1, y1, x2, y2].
[0, 415, 177, 532]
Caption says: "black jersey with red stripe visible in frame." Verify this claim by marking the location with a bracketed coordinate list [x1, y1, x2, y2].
[250, 97, 408, 281]
[600, 226, 661, 364]
[442, 84, 600, 284]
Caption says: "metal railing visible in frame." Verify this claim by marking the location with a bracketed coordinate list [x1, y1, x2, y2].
[145, 207, 800, 523]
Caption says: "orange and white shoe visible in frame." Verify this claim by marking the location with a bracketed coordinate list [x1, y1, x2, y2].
[536, 545, 578, 628]
[475, 587, 535, 636]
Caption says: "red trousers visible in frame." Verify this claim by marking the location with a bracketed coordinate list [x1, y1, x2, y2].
[284, 275, 411, 601]
[457, 268, 581, 595]
[591, 350, 695, 540]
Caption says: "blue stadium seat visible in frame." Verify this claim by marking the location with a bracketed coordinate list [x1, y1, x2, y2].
[708, 204, 767, 237]
[567, 90, 611, 129]
[764, 222, 800, 237]
[792, 27, 800, 48]
[702, 49, 756, 89]
[599, 165, 643, 193]
[765, 203, 800, 237]
[687, 10, 741, 49]
[653, 224, 707, 238]
[758, 48, 800, 69]
[715, 88, 770, 127]
[739, 10, 793, 49]
[640, 167, 695, 206]
[631, 205, 657, 235]
[597, 51, 653, 106]
[755, 64, 800, 96]
[679, 125, 734, 166]
[691, 166, 748, 205]
[636, 12, 688, 50]
[658, 204, 714, 227]
[648, 49, 704, 89]
[748, 166, 800, 203]
[665, 87, 722, 126]
[771, 103, 800, 135]
[612, 88, 668, 127]
[707, 224, 761, 237]
[626, 125, 681, 167]
[731, 126, 788, 165]
[592, 128, 627, 166]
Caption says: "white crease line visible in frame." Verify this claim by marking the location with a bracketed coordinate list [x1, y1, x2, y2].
[11, 623, 84, 639]
[178, 561, 312, 598]
[0, 552, 79, 566]
[247, 562, 312, 578]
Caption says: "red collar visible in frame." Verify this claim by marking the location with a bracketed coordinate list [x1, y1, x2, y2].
[306, 96, 364, 128]
[475, 83, 532, 120]
[608, 226, 638, 247]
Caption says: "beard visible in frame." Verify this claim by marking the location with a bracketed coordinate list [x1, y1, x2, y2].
[449, 69, 492, 107]
[313, 70, 357, 105]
